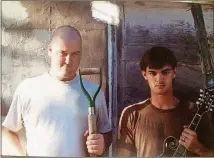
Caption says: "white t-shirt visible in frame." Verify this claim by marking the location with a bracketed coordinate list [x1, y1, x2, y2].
[2, 73, 111, 157]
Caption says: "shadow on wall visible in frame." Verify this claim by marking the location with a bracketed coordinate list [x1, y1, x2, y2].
[1, 100, 9, 116]
[2, 30, 51, 112]
[2, 45, 50, 65]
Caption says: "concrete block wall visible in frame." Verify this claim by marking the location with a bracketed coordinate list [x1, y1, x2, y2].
[2, 1, 107, 116]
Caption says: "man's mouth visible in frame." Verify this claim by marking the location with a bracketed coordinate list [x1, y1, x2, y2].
[64, 64, 72, 67]
[155, 85, 165, 87]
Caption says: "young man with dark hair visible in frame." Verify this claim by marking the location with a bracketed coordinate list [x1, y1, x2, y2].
[117, 46, 214, 157]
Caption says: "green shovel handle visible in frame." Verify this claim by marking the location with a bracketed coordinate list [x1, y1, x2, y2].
[79, 68, 102, 108]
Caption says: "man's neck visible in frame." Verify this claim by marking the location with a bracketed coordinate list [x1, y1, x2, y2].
[150, 92, 179, 110]
[49, 69, 76, 82]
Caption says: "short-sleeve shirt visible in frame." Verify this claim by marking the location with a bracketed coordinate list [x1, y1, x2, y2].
[117, 99, 214, 157]
[2, 73, 111, 157]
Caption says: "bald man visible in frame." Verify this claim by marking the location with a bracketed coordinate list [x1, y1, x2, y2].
[2, 25, 112, 157]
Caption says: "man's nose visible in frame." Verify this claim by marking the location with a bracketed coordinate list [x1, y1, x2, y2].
[156, 73, 164, 82]
[65, 55, 71, 64]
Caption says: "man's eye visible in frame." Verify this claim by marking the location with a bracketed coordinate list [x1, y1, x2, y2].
[71, 53, 78, 56]
[149, 72, 156, 76]
[60, 52, 67, 56]
[162, 71, 170, 75]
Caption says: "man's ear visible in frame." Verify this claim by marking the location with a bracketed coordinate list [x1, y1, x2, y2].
[48, 44, 52, 57]
[141, 71, 148, 80]
[173, 68, 176, 78]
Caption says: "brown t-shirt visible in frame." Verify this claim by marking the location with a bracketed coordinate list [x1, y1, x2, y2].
[117, 99, 214, 157]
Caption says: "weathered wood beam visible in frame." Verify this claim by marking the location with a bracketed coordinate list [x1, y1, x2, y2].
[176, 1, 213, 4]
[191, 3, 214, 123]
[138, 0, 214, 4]
[190, 3, 214, 88]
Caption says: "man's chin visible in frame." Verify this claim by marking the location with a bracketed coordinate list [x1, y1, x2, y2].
[63, 73, 76, 78]
[154, 89, 168, 95]
[57, 72, 76, 80]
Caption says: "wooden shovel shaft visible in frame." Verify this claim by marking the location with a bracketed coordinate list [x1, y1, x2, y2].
[88, 107, 98, 157]
[79, 68, 101, 75]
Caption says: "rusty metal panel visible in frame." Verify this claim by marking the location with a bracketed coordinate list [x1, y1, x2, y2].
[122, 45, 200, 63]
[123, 2, 213, 46]
[124, 3, 197, 45]
[125, 23, 197, 45]
[117, 85, 150, 114]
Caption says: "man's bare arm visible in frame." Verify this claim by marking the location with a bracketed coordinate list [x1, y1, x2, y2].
[195, 145, 214, 156]
[2, 126, 24, 156]
[102, 130, 112, 150]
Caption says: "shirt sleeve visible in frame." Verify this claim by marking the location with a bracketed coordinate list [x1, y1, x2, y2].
[95, 91, 111, 133]
[117, 107, 136, 153]
[2, 83, 25, 132]
[197, 112, 214, 149]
